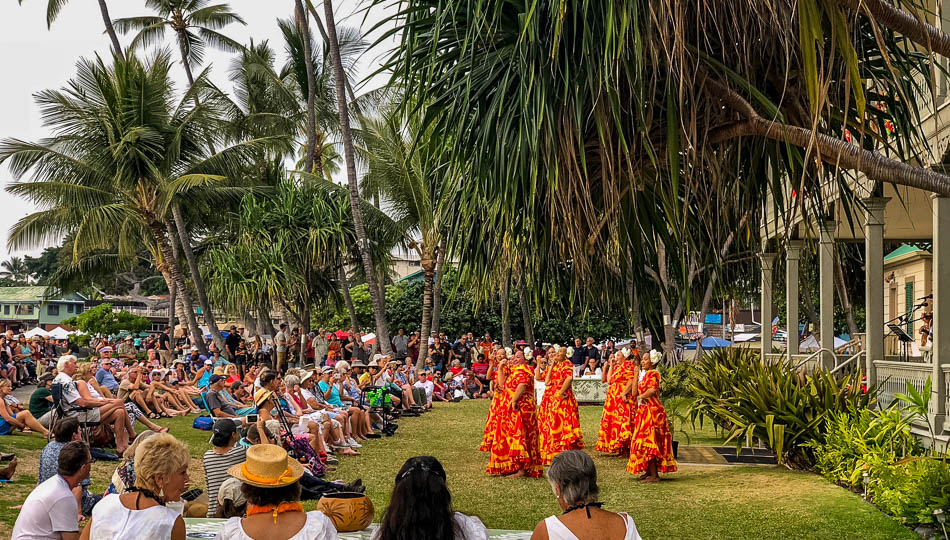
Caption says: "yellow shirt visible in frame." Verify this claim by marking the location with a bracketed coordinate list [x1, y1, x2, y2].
[359, 372, 371, 387]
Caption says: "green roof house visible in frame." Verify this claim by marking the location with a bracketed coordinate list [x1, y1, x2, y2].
[0, 287, 86, 331]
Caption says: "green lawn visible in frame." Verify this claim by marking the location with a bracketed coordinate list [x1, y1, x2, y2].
[0, 400, 914, 539]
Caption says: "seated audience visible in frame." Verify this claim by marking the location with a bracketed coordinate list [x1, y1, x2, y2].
[204, 419, 247, 518]
[117, 366, 157, 419]
[413, 372, 434, 409]
[464, 370, 487, 399]
[95, 354, 120, 395]
[530, 450, 642, 540]
[54, 354, 130, 453]
[29, 372, 55, 428]
[38, 418, 101, 518]
[83, 433, 190, 540]
[374, 456, 488, 540]
[0, 378, 49, 437]
[106, 430, 159, 495]
[216, 444, 337, 540]
[13, 441, 90, 540]
[215, 477, 247, 519]
[581, 357, 602, 377]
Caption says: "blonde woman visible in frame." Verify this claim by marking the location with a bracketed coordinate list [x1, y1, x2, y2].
[74, 363, 136, 433]
[146, 370, 188, 418]
[83, 433, 190, 540]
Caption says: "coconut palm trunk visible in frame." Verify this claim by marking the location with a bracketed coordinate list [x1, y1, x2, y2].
[167, 281, 177, 330]
[155, 222, 205, 354]
[415, 256, 436, 371]
[339, 266, 360, 332]
[500, 273, 512, 348]
[518, 273, 535, 347]
[96, 0, 122, 56]
[431, 239, 446, 335]
[294, 0, 317, 173]
[172, 206, 227, 358]
[323, 0, 392, 355]
[656, 239, 676, 363]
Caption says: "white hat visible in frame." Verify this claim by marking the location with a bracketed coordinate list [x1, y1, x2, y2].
[372, 353, 384, 363]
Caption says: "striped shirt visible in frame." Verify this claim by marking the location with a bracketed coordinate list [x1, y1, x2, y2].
[202, 444, 246, 517]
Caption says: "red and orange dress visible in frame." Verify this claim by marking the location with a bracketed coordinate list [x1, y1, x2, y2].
[626, 370, 677, 475]
[485, 364, 543, 477]
[594, 356, 637, 454]
[538, 360, 584, 464]
[479, 359, 510, 451]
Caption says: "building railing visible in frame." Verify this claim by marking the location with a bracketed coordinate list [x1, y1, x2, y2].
[874, 360, 934, 412]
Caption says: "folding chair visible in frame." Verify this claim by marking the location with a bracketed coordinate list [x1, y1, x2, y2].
[49, 382, 101, 445]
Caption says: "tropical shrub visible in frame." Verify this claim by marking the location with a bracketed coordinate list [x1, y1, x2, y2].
[657, 362, 695, 399]
[808, 408, 921, 488]
[688, 348, 876, 467]
[871, 458, 950, 525]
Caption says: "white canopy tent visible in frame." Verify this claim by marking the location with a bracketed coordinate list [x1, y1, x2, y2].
[23, 327, 50, 338]
[48, 327, 71, 340]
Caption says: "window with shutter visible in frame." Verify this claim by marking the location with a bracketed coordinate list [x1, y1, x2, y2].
[905, 281, 915, 334]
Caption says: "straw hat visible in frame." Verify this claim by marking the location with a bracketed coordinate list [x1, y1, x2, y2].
[253, 388, 273, 407]
[227, 444, 304, 488]
[213, 366, 227, 376]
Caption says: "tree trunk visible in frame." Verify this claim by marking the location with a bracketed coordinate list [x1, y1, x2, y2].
[155, 222, 205, 354]
[172, 206, 227, 358]
[339, 266, 359, 332]
[656, 239, 676, 363]
[632, 289, 646, 355]
[800, 272, 821, 341]
[709, 77, 950, 195]
[416, 265, 435, 371]
[167, 281, 177, 330]
[696, 212, 749, 359]
[518, 273, 535, 346]
[841, 0, 950, 59]
[431, 239, 446, 335]
[323, 0, 392, 355]
[834, 253, 860, 339]
[296, 0, 317, 173]
[96, 0, 122, 57]
[501, 273, 512, 348]
[175, 32, 196, 86]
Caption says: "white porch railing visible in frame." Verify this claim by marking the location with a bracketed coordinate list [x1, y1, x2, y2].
[874, 361, 933, 411]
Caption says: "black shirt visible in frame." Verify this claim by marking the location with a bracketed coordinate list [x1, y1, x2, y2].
[452, 341, 470, 364]
[225, 333, 242, 357]
[570, 346, 586, 366]
[158, 333, 171, 351]
[585, 346, 601, 362]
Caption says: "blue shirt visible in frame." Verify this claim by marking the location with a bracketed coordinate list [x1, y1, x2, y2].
[317, 380, 343, 407]
[95, 368, 119, 391]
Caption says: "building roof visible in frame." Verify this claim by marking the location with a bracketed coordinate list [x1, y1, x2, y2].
[398, 269, 425, 283]
[0, 287, 86, 303]
[884, 244, 930, 262]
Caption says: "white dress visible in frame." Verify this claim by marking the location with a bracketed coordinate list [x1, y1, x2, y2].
[88, 493, 182, 540]
[216, 510, 338, 540]
[543, 512, 642, 540]
[369, 512, 489, 540]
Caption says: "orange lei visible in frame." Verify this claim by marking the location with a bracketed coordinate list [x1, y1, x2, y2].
[247, 502, 305, 523]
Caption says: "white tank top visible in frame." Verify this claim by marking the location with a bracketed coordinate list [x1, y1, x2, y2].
[543, 512, 643, 540]
[89, 493, 182, 540]
[216, 510, 337, 540]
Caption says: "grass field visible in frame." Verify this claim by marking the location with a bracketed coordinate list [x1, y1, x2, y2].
[0, 399, 914, 539]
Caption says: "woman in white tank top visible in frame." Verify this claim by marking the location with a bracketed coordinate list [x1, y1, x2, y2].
[531, 451, 643, 540]
[81, 433, 191, 540]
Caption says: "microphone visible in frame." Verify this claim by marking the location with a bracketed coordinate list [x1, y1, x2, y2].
[918, 294, 934, 300]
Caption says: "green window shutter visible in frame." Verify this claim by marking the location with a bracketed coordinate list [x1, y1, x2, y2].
[905, 282, 914, 334]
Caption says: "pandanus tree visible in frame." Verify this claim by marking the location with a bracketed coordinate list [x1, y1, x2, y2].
[377, 0, 949, 326]
[0, 50, 282, 353]
[357, 105, 459, 368]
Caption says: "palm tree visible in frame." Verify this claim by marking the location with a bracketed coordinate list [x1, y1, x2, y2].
[0, 257, 31, 284]
[23, 0, 123, 56]
[0, 50, 281, 354]
[113, 0, 245, 85]
[323, 0, 392, 355]
[358, 108, 457, 368]
[376, 0, 950, 312]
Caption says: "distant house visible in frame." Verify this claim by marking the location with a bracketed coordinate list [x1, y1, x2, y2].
[0, 287, 86, 332]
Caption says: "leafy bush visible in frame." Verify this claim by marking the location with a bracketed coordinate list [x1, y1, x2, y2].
[688, 348, 876, 467]
[808, 408, 921, 488]
[658, 362, 695, 399]
[872, 458, 950, 525]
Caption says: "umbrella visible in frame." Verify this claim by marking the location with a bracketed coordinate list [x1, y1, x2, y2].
[24, 327, 50, 338]
[334, 329, 349, 339]
[684, 336, 732, 350]
[362, 332, 376, 345]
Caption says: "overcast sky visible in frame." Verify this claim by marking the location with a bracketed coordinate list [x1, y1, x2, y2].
[0, 0, 397, 260]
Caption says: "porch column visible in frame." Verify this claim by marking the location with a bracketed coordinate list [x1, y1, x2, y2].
[786, 241, 803, 361]
[863, 197, 888, 388]
[819, 220, 836, 369]
[760, 252, 777, 359]
[932, 195, 949, 432]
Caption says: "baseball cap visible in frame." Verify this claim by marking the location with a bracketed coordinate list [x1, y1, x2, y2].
[98, 346, 113, 353]
[209, 374, 226, 385]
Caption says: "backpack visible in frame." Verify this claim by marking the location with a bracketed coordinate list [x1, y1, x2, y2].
[192, 416, 214, 430]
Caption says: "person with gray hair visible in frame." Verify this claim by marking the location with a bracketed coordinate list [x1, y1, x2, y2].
[530, 450, 642, 540]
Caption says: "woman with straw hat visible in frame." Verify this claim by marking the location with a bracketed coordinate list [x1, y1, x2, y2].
[216, 444, 338, 540]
